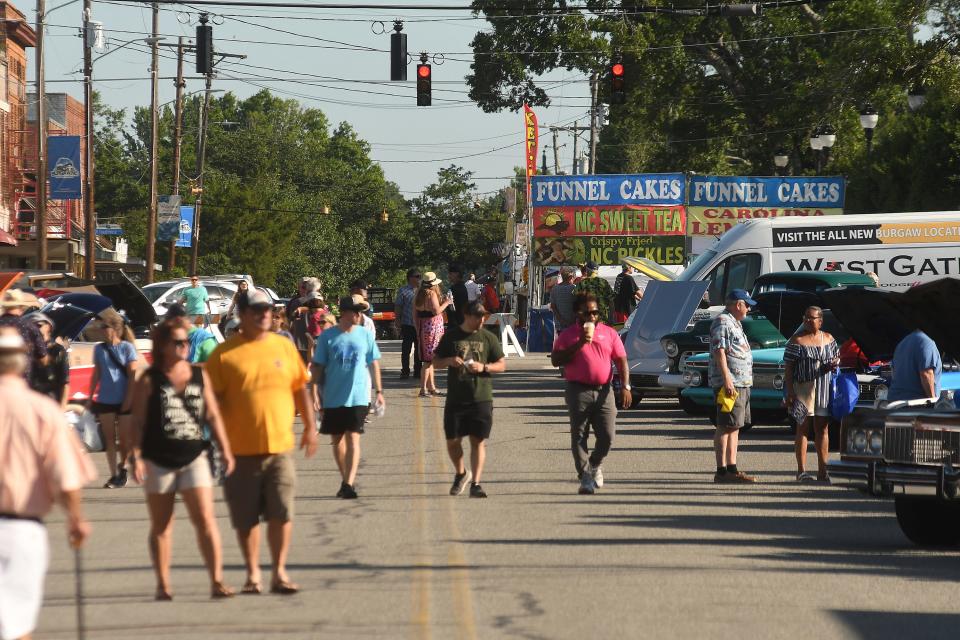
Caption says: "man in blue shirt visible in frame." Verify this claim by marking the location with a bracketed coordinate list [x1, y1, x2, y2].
[311, 294, 384, 500]
[394, 269, 421, 379]
[889, 329, 942, 401]
[179, 276, 210, 325]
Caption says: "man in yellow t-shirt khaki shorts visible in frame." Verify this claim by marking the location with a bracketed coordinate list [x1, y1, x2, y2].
[206, 289, 318, 595]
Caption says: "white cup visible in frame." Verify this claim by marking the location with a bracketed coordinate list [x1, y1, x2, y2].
[582, 321, 595, 342]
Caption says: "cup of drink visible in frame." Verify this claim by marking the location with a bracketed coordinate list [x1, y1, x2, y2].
[582, 321, 595, 342]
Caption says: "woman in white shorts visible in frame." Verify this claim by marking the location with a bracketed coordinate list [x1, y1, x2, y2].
[129, 318, 236, 600]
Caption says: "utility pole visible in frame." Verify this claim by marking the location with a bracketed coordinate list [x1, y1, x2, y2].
[551, 128, 560, 174]
[571, 120, 579, 175]
[144, 2, 160, 284]
[82, 2, 95, 278]
[168, 37, 186, 272]
[589, 71, 598, 174]
[35, 0, 47, 269]
[189, 72, 212, 275]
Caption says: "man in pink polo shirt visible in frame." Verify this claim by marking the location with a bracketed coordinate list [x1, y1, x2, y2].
[551, 292, 631, 495]
[0, 328, 96, 640]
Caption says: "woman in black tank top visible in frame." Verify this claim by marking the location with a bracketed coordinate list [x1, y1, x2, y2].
[129, 319, 236, 600]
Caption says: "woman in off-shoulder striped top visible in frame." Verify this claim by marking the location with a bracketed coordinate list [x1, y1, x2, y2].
[783, 306, 839, 482]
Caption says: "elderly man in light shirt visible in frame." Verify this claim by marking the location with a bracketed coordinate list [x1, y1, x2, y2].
[0, 328, 95, 640]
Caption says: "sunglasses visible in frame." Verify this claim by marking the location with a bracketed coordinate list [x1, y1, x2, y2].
[580, 309, 601, 316]
[173, 339, 190, 348]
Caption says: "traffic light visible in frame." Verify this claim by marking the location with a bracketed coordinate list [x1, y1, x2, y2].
[416, 63, 432, 106]
[610, 60, 625, 105]
[390, 21, 407, 81]
[196, 14, 213, 75]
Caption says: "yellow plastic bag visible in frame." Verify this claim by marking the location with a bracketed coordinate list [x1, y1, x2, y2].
[716, 387, 738, 414]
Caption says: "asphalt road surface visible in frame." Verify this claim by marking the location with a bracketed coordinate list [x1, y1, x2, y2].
[37, 342, 960, 639]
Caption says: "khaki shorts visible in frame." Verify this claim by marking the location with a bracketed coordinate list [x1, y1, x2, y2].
[223, 453, 296, 530]
[142, 454, 213, 495]
[715, 386, 751, 430]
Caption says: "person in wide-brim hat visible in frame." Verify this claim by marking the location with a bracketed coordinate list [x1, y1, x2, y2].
[414, 271, 451, 396]
[421, 272, 442, 287]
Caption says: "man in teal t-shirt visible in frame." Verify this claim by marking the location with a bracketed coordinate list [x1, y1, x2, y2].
[311, 294, 384, 500]
[180, 276, 210, 323]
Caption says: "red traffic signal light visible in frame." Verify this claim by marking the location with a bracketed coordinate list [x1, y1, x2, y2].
[611, 63, 624, 77]
[610, 60, 625, 105]
[417, 63, 432, 106]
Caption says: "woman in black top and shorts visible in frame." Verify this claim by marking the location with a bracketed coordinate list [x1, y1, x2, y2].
[129, 318, 236, 600]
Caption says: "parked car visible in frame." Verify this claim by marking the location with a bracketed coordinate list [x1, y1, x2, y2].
[826, 279, 960, 545]
[142, 279, 238, 320]
[661, 271, 875, 414]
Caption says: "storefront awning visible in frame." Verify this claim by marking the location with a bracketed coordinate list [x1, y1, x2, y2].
[0, 229, 17, 246]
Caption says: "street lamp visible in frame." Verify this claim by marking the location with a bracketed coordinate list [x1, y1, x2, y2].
[773, 148, 789, 175]
[859, 103, 879, 155]
[809, 127, 824, 152]
[818, 124, 837, 150]
[907, 84, 927, 112]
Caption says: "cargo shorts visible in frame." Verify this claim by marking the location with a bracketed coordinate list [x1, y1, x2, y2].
[714, 386, 751, 430]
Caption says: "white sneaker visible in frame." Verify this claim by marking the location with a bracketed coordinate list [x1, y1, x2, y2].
[591, 465, 604, 488]
[578, 463, 596, 495]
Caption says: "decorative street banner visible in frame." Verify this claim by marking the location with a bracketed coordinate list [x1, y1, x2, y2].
[523, 104, 538, 195]
[175, 206, 194, 248]
[47, 135, 82, 200]
[532, 173, 685, 207]
[157, 195, 183, 241]
[534, 235, 684, 267]
[534, 204, 685, 237]
[687, 176, 845, 236]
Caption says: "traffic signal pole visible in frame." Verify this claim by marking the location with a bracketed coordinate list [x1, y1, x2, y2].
[190, 72, 212, 276]
[145, 2, 160, 284]
[168, 37, 187, 272]
[82, 1, 95, 278]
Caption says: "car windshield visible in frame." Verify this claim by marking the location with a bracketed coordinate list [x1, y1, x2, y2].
[141, 283, 174, 303]
[677, 249, 717, 281]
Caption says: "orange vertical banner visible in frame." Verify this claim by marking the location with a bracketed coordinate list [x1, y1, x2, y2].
[523, 104, 538, 199]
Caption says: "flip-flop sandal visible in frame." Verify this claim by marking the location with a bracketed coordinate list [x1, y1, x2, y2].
[211, 582, 235, 599]
[270, 580, 300, 595]
[418, 391, 429, 397]
[155, 589, 174, 601]
[796, 472, 816, 483]
[241, 581, 262, 595]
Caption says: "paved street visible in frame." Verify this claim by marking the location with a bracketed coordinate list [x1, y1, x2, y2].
[37, 342, 960, 639]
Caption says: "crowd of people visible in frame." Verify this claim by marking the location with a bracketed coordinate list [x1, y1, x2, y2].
[0, 263, 952, 638]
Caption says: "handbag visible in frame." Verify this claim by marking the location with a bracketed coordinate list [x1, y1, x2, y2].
[830, 370, 860, 420]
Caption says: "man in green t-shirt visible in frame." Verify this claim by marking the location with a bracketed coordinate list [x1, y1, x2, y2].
[433, 300, 506, 498]
[180, 276, 210, 325]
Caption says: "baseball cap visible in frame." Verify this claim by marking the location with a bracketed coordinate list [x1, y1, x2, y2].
[0, 330, 27, 352]
[338, 294, 370, 313]
[28, 312, 55, 331]
[585, 260, 599, 272]
[164, 302, 188, 319]
[238, 289, 273, 310]
[726, 289, 758, 306]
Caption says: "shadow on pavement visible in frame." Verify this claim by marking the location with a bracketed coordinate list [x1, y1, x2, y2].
[831, 610, 960, 639]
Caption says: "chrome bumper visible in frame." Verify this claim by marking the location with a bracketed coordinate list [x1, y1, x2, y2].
[827, 459, 960, 496]
[658, 373, 686, 390]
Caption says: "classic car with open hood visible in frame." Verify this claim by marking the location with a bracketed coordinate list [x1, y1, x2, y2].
[824, 278, 960, 546]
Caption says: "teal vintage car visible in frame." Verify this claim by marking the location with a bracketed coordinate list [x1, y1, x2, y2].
[679, 348, 787, 427]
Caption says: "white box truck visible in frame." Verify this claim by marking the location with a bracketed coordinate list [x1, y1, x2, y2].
[678, 211, 960, 304]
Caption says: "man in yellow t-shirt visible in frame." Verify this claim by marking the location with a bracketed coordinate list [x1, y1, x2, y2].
[206, 289, 317, 595]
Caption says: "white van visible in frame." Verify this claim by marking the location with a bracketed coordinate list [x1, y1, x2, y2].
[679, 211, 960, 303]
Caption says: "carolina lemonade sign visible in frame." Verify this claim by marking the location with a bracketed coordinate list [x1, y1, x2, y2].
[688, 176, 845, 236]
[531, 174, 685, 266]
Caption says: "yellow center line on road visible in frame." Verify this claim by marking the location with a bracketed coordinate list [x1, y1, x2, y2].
[431, 401, 479, 640]
[412, 395, 431, 640]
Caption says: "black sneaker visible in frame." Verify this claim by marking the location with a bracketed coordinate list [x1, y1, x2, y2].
[115, 466, 128, 488]
[399, 371, 410, 379]
[469, 483, 487, 499]
[336, 483, 347, 498]
[103, 475, 119, 489]
[340, 484, 358, 499]
[449, 470, 472, 496]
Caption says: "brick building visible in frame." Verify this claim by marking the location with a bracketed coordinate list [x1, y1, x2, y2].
[0, 1, 33, 251]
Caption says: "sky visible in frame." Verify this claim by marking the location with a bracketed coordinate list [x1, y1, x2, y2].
[36, 0, 593, 199]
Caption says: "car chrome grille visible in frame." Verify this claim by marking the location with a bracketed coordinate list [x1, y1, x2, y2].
[884, 425, 960, 465]
[858, 384, 875, 403]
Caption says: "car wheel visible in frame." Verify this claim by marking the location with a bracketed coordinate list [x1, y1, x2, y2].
[894, 496, 960, 547]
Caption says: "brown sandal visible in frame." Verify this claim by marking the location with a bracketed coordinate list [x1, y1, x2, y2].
[270, 579, 300, 595]
[241, 580, 262, 595]
[211, 582, 235, 599]
[155, 588, 173, 601]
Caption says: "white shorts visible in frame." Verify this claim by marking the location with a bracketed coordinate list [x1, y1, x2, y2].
[0, 519, 48, 640]
[143, 453, 213, 495]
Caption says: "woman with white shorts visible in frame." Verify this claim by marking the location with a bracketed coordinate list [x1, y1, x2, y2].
[129, 318, 236, 600]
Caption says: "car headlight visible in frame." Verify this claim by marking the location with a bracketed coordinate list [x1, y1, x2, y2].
[690, 370, 703, 387]
[869, 430, 883, 455]
[875, 384, 888, 402]
[849, 428, 867, 454]
[773, 373, 784, 390]
[662, 339, 679, 358]
[682, 370, 692, 385]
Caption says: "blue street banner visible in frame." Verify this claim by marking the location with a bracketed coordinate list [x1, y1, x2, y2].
[95, 224, 123, 236]
[687, 175, 846, 236]
[531, 173, 685, 207]
[175, 206, 194, 248]
[47, 135, 82, 200]
[157, 194, 182, 241]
